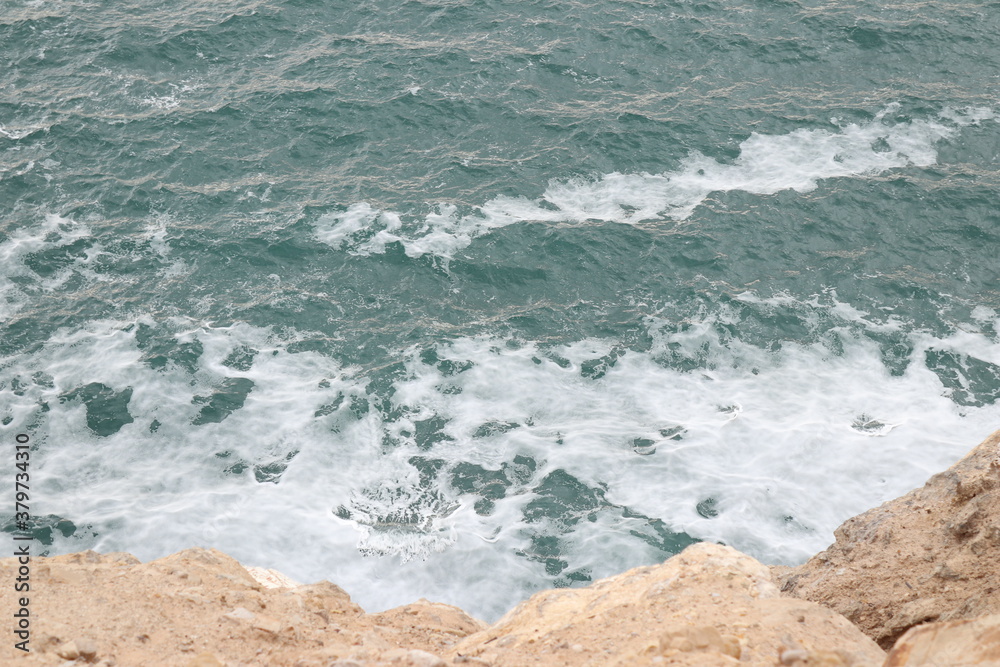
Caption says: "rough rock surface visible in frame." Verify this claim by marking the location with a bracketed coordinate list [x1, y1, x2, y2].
[778, 429, 1000, 649]
[0, 547, 484, 666]
[452, 542, 885, 666]
[882, 614, 1000, 667]
[0, 542, 884, 667]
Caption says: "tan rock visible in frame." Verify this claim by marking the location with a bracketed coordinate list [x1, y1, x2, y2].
[292, 580, 364, 619]
[75, 637, 99, 661]
[660, 625, 741, 658]
[882, 613, 1000, 666]
[245, 565, 302, 589]
[391, 649, 448, 666]
[222, 606, 255, 622]
[0, 546, 482, 666]
[371, 599, 487, 653]
[778, 429, 1000, 649]
[250, 614, 285, 634]
[55, 640, 80, 660]
[451, 542, 884, 666]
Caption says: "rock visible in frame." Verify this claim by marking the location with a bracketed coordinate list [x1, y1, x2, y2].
[251, 614, 285, 634]
[778, 647, 856, 666]
[659, 626, 741, 658]
[223, 606, 256, 622]
[245, 565, 302, 589]
[882, 613, 1000, 666]
[76, 637, 99, 661]
[371, 599, 488, 652]
[778, 429, 1000, 649]
[292, 580, 364, 618]
[0, 546, 474, 666]
[452, 542, 884, 666]
[884, 599, 941, 639]
[395, 649, 447, 666]
[56, 640, 81, 660]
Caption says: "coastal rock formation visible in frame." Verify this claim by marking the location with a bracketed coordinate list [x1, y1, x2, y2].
[0, 542, 885, 667]
[882, 614, 1000, 667]
[452, 542, 884, 666]
[0, 547, 483, 666]
[778, 429, 1000, 649]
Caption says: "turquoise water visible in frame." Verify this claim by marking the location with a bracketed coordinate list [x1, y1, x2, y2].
[2, 0, 999, 619]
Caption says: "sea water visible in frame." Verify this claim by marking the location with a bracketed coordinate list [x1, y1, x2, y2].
[1, 0, 999, 620]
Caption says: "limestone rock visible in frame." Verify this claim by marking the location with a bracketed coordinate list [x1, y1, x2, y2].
[883, 614, 1000, 666]
[223, 606, 256, 622]
[55, 640, 80, 660]
[250, 614, 285, 634]
[452, 542, 884, 666]
[76, 638, 99, 661]
[380, 648, 449, 666]
[371, 599, 487, 653]
[778, 429, 1000, 649]
[245, 565, 302, 589]
[0, 547, 483, 666]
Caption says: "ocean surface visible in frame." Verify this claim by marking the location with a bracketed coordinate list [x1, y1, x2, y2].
[2, 0, 999, 620]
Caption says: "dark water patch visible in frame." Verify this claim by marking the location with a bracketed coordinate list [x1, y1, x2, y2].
[472, 420, 521, 439]
[523, 470, 611, 528]
[192, 377, 255, 425]
[925, 350, 1000, 407]
[411, 415, 455, 450]
[520, 469, 698, 581]
[60, 383, 134, 437]
[1, 514, 92, 553]
[696, 497, 719, 519]
[134, 324, 204, 373]
[623, 505, 700, 555]
[450, 455, 536, 507]
[631, 438, 657, 456]
[222, 345, 257, 371]
[864, 330, 914, 377]
[418, 347, 474, 376]
[580, 345, 625, 380]
[254, 450, 300, 484]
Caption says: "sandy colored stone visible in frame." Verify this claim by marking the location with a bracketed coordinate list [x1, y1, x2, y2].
[222, 605, 255, 621]
[779, 429, 1000, 649]
[245, 565, 302, 589]
[451, 542, 884, 666]
[882, 614, 1000, 666]
[0, 547, 482, 666]
[250, 613, 285, 634]
[75, 637, 99, 660]
[381, 648, 448, 666]
[371, 598, 488, 654]
[55, 640, 80, 660]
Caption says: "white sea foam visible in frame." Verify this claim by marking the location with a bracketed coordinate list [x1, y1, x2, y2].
[2, 296, 999, 620]
[0, 214, 93, 320]
[0, 123, 46, 141]
[315, 107, 990, 259]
